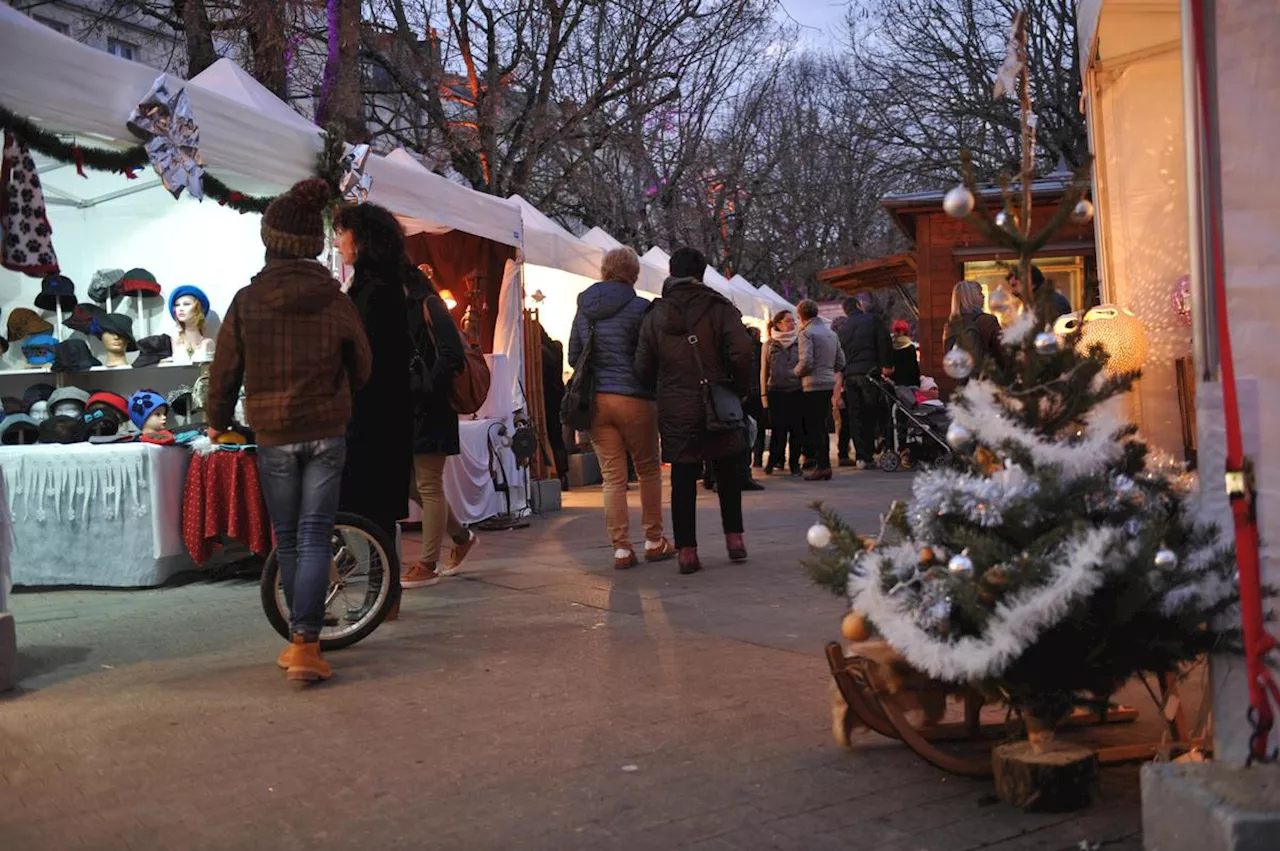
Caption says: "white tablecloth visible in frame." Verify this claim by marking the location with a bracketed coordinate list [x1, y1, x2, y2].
[0, 443, 193, 587]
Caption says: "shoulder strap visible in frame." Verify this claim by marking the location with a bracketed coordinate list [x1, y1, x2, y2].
[685, 333, 711, 386]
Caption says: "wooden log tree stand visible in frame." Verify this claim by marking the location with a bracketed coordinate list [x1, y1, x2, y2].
[992, 737, 1099, 812]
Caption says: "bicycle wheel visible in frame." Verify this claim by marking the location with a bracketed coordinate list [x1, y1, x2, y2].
[260, 511, 399, 651]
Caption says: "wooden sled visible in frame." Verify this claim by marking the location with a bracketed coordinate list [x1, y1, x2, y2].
[825, 642, 1197, 779]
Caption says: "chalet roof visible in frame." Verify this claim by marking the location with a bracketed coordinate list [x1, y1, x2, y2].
[882, 166, 1078, 242]
[817, 252, 916, 293]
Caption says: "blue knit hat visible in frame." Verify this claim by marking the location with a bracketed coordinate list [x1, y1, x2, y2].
[128, 389, 168, 430]
[168, 285, 210, 321]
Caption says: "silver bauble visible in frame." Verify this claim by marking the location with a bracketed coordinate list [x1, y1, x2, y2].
[988, 286, 1013, 315]
[994, 210, 1014, 231]
[942, 346, 975, 379]
[1070, 198, 1095, 225]
[947, 550, 975, 577]
[926, 599, 952, 632]
[1124, 519, 1142, 537]
[1154, 547, 1178, 569]
[1033, 331, 1059, 355]
[943, 184, 975, 218]
[806, 523, 832, 549]
[945, 421, 974, 450]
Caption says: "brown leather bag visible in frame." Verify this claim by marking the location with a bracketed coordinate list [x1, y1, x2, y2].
[423, 298, 491, 415]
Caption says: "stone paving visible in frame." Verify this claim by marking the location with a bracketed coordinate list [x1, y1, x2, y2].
[2, 469, 1155, 850]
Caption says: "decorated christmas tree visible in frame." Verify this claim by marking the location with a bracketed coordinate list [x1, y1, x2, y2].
[805, 10, 1238, 728]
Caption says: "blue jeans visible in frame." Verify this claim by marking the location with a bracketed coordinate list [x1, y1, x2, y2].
[257, 438, 347, 637]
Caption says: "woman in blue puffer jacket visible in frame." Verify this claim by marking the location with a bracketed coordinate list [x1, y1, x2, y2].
[568, 248, 674, 570]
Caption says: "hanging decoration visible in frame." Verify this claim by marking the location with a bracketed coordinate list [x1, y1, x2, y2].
[126, 75, 205, 200]
[1, 132, 59, 277]
[0, 105, 350, 216]
[1171, 274, 1192, 325]
[339, 143, 372, 204]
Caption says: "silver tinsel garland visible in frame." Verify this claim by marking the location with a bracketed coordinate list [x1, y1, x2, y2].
[909, 463, 1040, 539]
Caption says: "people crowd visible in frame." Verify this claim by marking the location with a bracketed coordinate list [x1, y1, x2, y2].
[211, 179, 991, 683]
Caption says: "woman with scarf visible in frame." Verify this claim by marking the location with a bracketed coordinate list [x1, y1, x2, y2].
[888, 319, 922, 388]
[333, 204, 414, 617]
[760, 309, 803, 476]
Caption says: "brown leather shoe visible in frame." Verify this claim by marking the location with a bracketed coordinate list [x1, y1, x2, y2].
[726, 533, 748, 562]
[276, 642, 297, 670]
[614, 550, 638, 570]
[804, 468, 833, 481]
[677, 547, 702, 575]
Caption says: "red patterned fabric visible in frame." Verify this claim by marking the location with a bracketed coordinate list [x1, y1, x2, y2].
[182, 450, 272, 567]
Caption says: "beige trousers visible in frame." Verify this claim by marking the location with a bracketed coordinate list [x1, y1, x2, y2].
[409, 454, 465, 565]
[589, 393, 664, 550]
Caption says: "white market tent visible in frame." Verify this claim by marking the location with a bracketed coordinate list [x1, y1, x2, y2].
[583, 228, 666, 296]
[642, 246, 771, 328]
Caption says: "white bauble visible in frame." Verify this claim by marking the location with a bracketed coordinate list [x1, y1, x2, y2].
[807, 523, 832, 549]
[943, 347, 975, 379]
[1154, 548, 1178, 569]
[947, 551, 975, 577]
[1071, 199, 1095, 225]
[943, 184, 975, 218]
[945, 421, 974, 450]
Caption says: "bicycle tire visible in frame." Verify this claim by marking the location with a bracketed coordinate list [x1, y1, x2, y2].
[259, 511, 399, 651]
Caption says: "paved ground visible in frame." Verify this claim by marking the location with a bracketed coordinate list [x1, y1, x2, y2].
[2, 469, 1155, 850]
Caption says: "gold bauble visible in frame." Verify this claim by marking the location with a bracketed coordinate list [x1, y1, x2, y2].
[974, 447, 1001, 475]
[842, 611, 871, 642]
[920, 547, 936, 564]
[984, 566, 1011, 586]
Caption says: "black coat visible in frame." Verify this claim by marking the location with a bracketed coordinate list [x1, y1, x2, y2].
[341, 260, 413, 531]
[635, 278, 754, 464]
[837, 310, 891, 377]
[889, 341, 922, 388]
[944, 309, 1005, 371]
[407, 272, 465, 456]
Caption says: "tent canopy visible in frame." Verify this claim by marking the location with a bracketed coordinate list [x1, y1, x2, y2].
[508, 194, 605, 280]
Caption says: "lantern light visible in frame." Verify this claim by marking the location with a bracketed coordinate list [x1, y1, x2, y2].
[1053, 304, 1148, 374]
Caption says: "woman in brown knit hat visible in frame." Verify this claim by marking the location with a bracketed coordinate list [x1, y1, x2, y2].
[208, 177, 373, 683]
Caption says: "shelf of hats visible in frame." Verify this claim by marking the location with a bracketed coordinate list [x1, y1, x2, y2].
[0, 7, 540, 587]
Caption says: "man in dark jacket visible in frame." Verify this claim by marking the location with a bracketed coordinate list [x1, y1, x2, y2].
[1008, 264, 1071, 320]
[635, 247, 753, 575]
[836, 295, 891, 468]
[208, 178, 372, 683]
[570, 247, 673, 570]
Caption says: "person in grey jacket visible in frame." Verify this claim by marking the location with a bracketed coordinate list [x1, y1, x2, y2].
[760, 309, 803, 475]
[569, 247, 674, 570]
[794, 300, 845, 481]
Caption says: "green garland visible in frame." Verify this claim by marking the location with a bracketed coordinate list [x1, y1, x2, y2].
[0, 104, 349, 215]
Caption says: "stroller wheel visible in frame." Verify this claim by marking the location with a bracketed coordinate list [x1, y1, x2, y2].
[879, 452, 902, 473]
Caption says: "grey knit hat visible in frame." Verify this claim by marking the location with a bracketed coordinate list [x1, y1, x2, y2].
[48, 386, 91, 415]
[88, 268, 126, 304]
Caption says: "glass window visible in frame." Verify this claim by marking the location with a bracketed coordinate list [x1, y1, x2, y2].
[963, 256, 1086, 320]
[34, 16, 69, 35]
[107, 38, 137, 61]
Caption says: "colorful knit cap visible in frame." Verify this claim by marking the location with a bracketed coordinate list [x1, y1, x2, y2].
[128, 389, 168, 430]
[261, 178, 331, 258]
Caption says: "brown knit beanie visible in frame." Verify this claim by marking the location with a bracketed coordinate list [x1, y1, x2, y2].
[261, 178, 331, 258]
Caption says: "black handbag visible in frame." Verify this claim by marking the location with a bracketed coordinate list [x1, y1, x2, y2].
[686, 332, 744, 433]
[561, 323, 599, 430]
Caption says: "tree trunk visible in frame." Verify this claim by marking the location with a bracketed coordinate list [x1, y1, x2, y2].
[245, 0, 288, 99]
[992, 739, 1098, 812]
[180, 0, 218, 78]
[318, 0, 366, 140]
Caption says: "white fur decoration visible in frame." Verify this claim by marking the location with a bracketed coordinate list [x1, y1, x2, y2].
[1000, 309, 1037, 347]
[847, 526, 1119, 682]
[950, 380, 1125, 480]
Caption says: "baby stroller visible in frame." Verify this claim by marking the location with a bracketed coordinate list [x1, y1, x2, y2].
[866, 372, 951, 472]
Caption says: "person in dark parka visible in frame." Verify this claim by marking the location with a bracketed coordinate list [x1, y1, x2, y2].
[836, 295, 891, 467]
[333, 204, 414, 613]
[635, 247, 753, 575]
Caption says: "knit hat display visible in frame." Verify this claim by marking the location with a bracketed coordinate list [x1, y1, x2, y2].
[88, 268, 126, 304]
[64, 303, 106, 335]
[0, 413, 40, 445]
[7, 307, 53, 340]
[132, 334, 173, 368]
[167, 385, 194, 418]
[39, 414, 88, 445]
[262, 178, 330, 258]
[96, 313, 138, 351]
[35, 273, 77, 312]
[128, 389, 167, 430]
[51, 339, 102, 373]
[119, 268, 161, 297]
[86, 391, 130, 420]
[48, 386, 91, 416]
[20, 332, 58, 365]
[83, 407, 125, 440]
[22, 383, 54, 410]
[168, 285, 211, 321]
[2, 397, 23, 415]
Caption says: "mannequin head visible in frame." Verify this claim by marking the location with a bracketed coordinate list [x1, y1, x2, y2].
[143, 405, 168, 434]
[102, 331, 128, 355]
[51, 401, 82, 419]
[27, 400, 48, 422]
[173, 295, 207, 336]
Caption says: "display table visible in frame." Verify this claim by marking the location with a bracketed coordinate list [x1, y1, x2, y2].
[0, 443, 193, 587]
[443, 417, 520, 524]
[182, 449, 272, 567]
